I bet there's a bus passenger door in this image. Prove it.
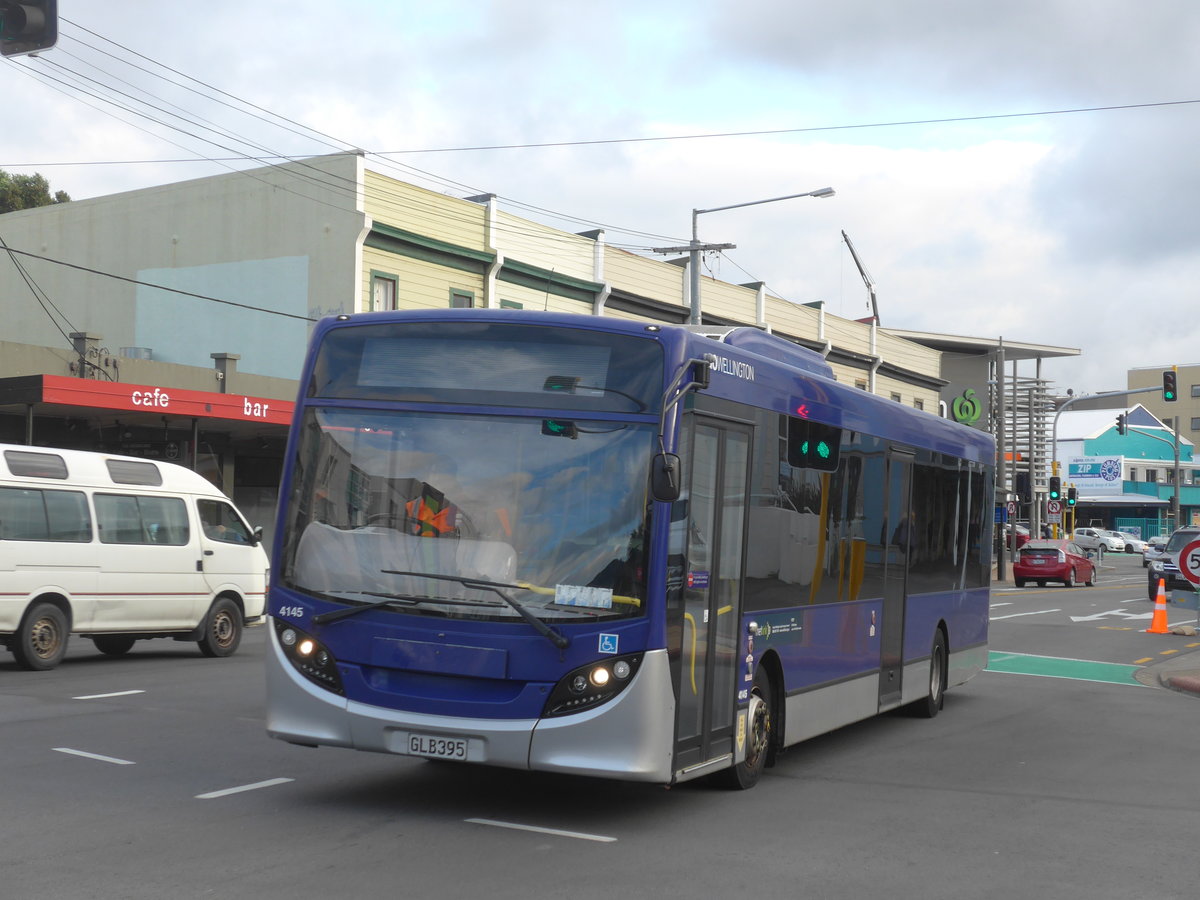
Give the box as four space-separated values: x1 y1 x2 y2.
671 420 750 776
879 450 913 710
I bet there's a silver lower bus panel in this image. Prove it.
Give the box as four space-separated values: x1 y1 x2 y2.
265 625 677 783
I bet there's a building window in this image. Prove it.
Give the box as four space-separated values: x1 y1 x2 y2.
500 299 523 309
890 392 902 403
1191 417 1200 431
1191 384 1200 398
913 399 924 411
1146 469 1158 483
855 380 867 391
371 273 397 311
449 289 474 309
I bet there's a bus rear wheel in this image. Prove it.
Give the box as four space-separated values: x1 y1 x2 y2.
198 597 242 658
909 630 946 719
14 602 69 671
719 668 773 790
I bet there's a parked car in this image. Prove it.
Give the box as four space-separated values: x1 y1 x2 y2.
1005 523 1030 551
1014 539 1098 588
1072 526 1125 553
1147 525 1200 600
1110 530 1146 554
1142 535 1168 568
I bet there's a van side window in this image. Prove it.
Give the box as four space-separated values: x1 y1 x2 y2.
95 494 189 545
3 450 69 479
0 487 92 542
198 498 252 544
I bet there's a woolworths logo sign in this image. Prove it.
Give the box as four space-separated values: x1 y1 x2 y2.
952 389 982 425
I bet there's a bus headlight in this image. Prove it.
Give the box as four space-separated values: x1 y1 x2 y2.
274 619 345 696
543 653 642 718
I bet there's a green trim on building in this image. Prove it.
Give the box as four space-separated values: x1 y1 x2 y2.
366 222 494 275
498 260 602 304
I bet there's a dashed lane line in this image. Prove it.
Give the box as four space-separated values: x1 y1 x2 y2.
54 747 136 765
195 778 295 799
466 818 617 843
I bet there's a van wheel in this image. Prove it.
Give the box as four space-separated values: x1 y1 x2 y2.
14 602 69 670
198 597 242 658
717 667 774 790
93 635 136 657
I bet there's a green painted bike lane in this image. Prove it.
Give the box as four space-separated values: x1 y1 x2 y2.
987 651 1143 686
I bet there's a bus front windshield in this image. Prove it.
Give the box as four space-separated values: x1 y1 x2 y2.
281 409 653 623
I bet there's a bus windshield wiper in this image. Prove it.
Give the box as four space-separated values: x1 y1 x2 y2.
310 591 501 625
383 569 570 650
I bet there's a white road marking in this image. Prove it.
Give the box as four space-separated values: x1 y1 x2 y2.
989 602 1013 609
466 818 617 843
73 690 146 700
53 747 135 765
195 777 294 799
1069 609 1152 622
990 608 1061 620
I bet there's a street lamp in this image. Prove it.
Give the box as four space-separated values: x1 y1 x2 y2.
653 187 836 325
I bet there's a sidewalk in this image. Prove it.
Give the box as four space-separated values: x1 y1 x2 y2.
1136 647 1200 697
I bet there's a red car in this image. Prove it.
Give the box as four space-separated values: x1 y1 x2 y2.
1013 539 1097 588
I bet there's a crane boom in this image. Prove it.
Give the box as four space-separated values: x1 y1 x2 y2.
841 230 879 325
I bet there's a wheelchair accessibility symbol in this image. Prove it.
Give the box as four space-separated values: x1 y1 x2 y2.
598 633 619 654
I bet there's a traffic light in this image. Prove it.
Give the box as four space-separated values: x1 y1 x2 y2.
1048 476 1061 501
1066 487 1077 507
1162 369 1178 402
0 1 57 57
1115 413 1127 435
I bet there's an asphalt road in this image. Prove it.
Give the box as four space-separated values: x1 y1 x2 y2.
3 557 1199 900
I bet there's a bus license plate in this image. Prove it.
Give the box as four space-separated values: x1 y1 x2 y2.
408 733 468 760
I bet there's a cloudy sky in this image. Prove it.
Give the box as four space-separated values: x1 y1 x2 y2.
3 0 1198 393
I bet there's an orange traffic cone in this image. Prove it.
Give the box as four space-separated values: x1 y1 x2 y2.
1146 578 1170 634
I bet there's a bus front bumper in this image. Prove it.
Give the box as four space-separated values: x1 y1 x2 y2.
265 626 676 783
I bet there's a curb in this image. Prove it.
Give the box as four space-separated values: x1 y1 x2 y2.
1164 674 1200 697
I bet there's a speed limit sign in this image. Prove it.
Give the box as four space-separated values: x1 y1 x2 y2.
1178 539 1200 586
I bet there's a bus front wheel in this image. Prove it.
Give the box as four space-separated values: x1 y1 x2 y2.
198 597 242 658
14 602 69 671
719 668 773 790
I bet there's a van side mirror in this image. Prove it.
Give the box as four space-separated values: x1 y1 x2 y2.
251 525 264 547
651 453 682 502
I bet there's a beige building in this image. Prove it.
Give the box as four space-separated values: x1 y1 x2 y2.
1 152 952 530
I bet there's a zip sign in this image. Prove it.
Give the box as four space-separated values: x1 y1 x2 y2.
1178 539 1200 586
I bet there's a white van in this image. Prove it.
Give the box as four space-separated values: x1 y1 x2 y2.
0 443 269 670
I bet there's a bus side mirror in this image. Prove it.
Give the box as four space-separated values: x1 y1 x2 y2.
690 359 711 390
651 453 681 502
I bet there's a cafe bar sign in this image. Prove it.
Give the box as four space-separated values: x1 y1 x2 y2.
36 375 294 425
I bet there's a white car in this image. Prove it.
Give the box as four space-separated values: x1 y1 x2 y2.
1072 527 1126 553
1111 531 1146 554
1143 535 1169 568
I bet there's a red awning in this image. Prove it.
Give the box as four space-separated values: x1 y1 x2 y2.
0 375 294 426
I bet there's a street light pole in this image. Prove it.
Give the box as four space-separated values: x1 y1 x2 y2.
653 187 835 325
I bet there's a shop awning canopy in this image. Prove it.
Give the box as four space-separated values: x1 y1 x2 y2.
1077 492 1169 507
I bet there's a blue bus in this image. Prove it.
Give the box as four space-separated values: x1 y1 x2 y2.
265 310 993 789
